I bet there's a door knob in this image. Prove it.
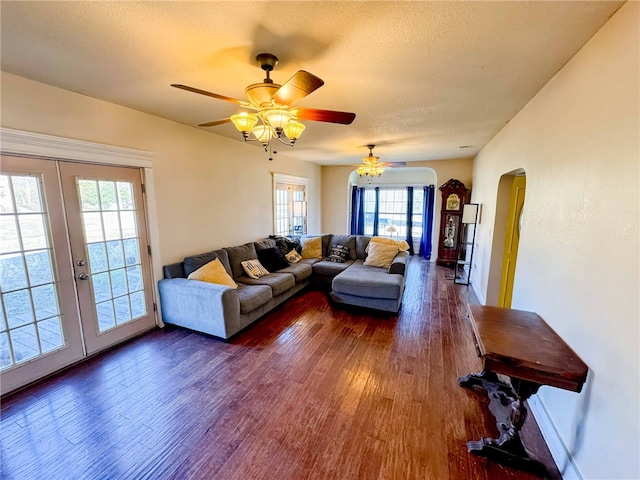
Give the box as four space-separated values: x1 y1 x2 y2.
77 273 90 280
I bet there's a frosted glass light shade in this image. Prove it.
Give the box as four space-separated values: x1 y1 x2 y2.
252 125 273 144
264 109 291 133
283 120 305 141
230 112 258 133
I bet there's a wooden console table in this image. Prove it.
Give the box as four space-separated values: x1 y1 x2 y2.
459 305 588 475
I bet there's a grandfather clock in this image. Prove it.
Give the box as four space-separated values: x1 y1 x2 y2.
437 179 469 267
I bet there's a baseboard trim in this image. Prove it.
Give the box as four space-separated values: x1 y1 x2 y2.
528 396 583 480
470 277 486 305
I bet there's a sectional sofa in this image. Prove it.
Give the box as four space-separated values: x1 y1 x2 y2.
158 234 409 340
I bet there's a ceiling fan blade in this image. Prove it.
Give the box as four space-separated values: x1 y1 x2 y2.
383 162 407 167
271 71 324 107
171 84 252 108
294 107 356 125
198 118 232 127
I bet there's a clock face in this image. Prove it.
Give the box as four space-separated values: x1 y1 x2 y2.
446 193 461 211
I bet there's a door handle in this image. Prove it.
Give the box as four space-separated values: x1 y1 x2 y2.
77 273 90 280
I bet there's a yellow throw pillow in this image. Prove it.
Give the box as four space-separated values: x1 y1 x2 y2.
396 240 411 252
301 236 322 259
367 236 410 252
363 241 399 269
187 258 238 288
370 236 397 246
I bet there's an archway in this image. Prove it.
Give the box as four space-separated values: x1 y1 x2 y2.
486 169 526 306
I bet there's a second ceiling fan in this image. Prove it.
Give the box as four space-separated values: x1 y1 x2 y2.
172 53 356 154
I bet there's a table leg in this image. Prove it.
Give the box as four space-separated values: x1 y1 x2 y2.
459 373 547 476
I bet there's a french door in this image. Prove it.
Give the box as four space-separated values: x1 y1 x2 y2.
1 156 155 395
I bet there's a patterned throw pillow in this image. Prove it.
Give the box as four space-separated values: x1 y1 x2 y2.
285 249 302 263
326 245 350 263
241 259 270 279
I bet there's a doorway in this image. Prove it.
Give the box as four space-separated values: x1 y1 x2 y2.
1 155 156 395
498 175 526 307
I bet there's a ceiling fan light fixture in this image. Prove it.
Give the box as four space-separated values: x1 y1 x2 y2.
230 112 258 138
358 144 385 177
173 53 355 160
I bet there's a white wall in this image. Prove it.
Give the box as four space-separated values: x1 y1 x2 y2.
471 3 639 478
0 72 322 272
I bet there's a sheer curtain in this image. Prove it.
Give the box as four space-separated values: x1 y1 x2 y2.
350 186 365 235
419 185 435 259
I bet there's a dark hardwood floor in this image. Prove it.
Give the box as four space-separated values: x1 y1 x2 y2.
1 257 561 480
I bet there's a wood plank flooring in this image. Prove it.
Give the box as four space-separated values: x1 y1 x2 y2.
0 257 561 480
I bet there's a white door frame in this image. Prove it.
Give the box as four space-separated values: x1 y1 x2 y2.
0 127 163 326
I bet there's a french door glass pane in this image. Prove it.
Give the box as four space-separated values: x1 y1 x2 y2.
77 179 147 333
0 174 65 371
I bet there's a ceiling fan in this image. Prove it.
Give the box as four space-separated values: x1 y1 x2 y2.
355 145 406 178
171 53 356 158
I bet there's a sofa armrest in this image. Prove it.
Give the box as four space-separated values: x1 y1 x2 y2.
158 278 240 338
389 251 410 275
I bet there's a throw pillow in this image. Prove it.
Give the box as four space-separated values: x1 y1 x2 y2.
285 249 302 263
366 236 411 253
326 245 350 263
396 240 411 252
369 236 397 247
300 236 322 259
241 259 270 279
363 241 399 269
257 247 290 272
187 258 238 288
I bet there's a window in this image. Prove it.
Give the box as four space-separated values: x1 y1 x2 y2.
362 187 425 247
272 173 308 236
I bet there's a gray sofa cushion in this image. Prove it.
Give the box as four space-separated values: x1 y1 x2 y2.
327 235 357 260
237 283 272 314
277 262 313 282
332 261 404 299
300 258 322 267
236 272 296 296
183 249 232 277
355 236 371 260
312 259 354 277
225 242 258 278
254 238 277 251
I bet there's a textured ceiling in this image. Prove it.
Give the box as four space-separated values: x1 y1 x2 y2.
0 1 623 166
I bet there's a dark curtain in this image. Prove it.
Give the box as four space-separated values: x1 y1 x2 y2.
405 186 414 255
349 186 365 235
373 187 380 236
419 185 435 259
